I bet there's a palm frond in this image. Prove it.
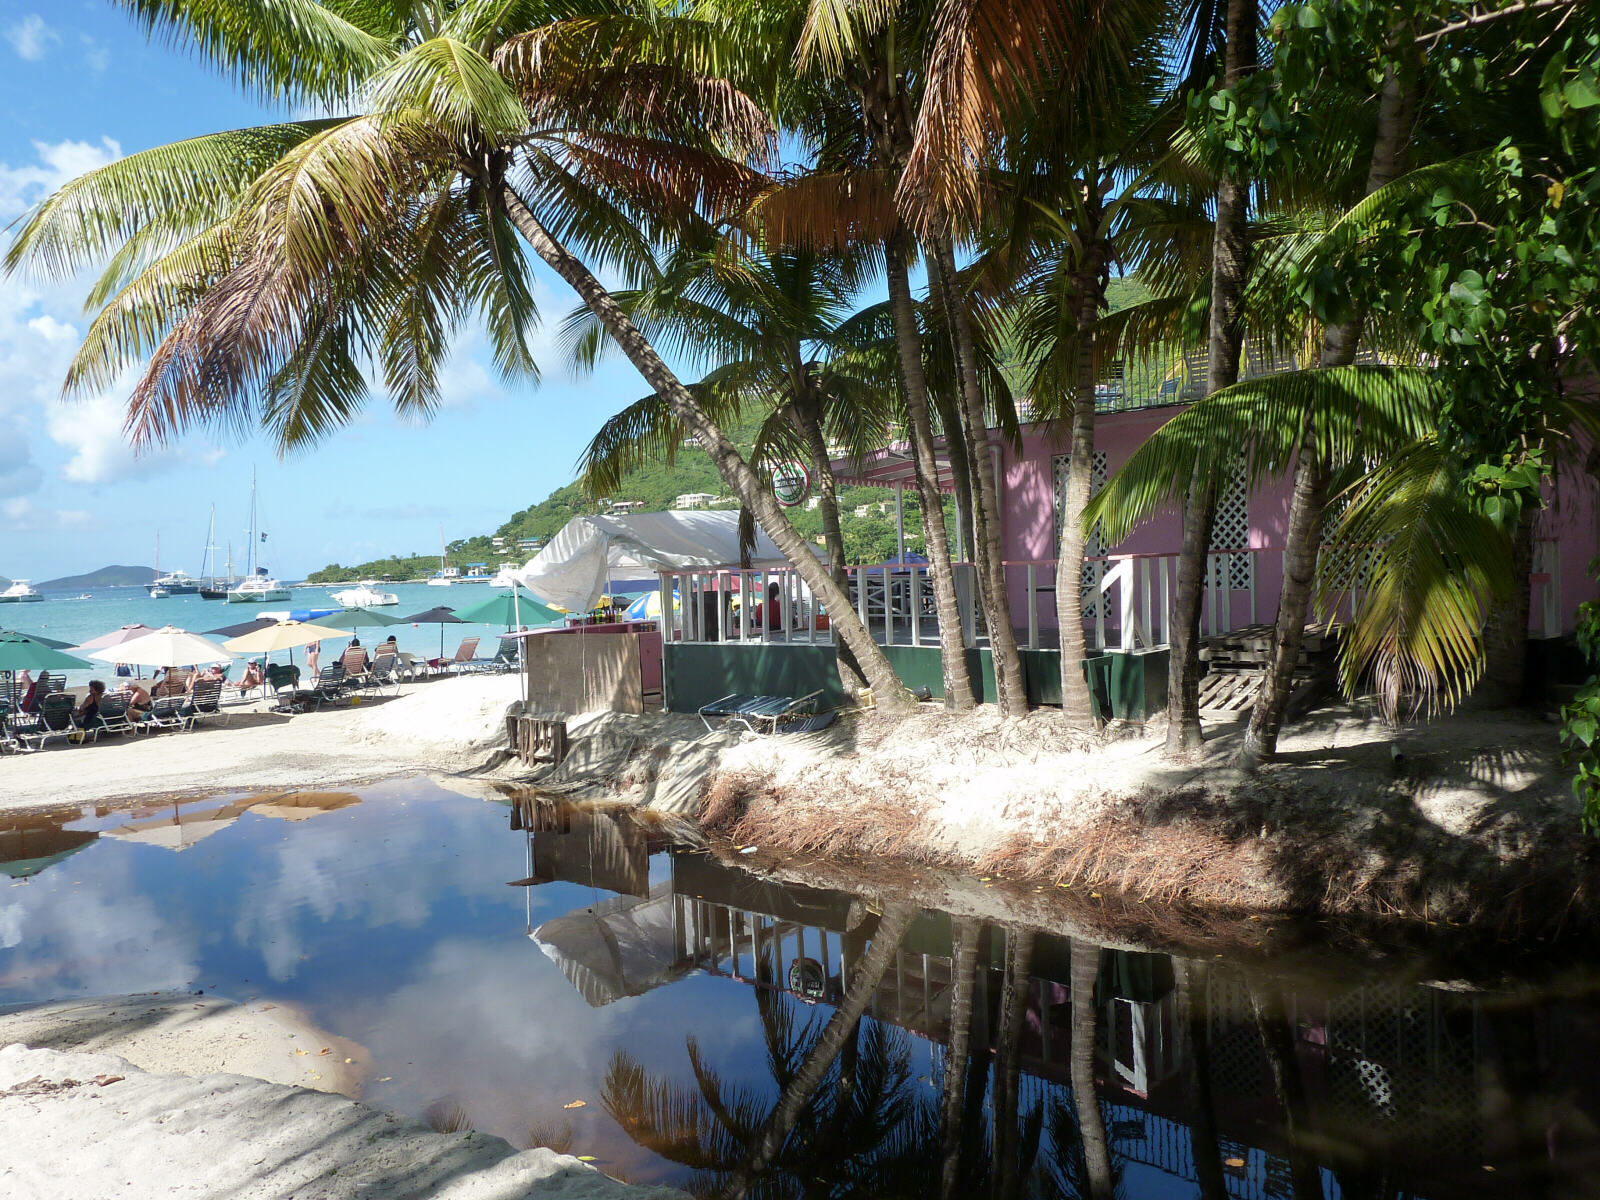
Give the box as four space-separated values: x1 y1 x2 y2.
369 36 527 147
1318 438 1514 718
1085 364 1446 543
111 0 395 107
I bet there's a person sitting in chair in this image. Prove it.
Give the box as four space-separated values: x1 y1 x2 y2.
237 659 265 693
759 581 784 630
121 681 153 721
75 680 106 730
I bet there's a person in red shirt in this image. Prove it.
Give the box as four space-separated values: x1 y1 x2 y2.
762 581 782 630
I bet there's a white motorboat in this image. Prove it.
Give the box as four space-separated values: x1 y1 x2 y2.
330 582 399 607
227 575 291 603
0 579 43 603
489 563 521 588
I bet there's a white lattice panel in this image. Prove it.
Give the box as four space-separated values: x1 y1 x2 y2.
1056 452 1108 617
1208 462 1253 591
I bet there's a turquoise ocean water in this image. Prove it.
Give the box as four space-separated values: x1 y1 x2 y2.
1 581 565 685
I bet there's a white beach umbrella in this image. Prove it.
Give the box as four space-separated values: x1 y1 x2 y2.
222 620 351 654
109 801 255 852
87 625 231 668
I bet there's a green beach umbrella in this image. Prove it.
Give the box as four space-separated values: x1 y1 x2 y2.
0 631 92 672
450 589 563 629
308 607 406 631
1 629 74 650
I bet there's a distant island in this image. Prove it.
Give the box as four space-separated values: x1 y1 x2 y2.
38 565 155 590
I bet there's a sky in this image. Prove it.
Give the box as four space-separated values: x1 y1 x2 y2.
0 1 670 582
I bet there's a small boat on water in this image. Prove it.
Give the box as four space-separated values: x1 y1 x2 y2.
460 563 493 584
490 562 522 588
0 580 43 603
329 582 399 607
152 569 200 596
74 593 92 601
427 527 456 585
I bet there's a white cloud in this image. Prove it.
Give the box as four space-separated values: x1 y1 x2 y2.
81 35 109 73
0 137 120 226
2 497 91 528
46 383 182 485
27 314 75 342
5 14 57 61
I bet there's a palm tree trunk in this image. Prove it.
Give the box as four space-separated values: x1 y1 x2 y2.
1238 61 1417 767
1069 938 1113 1200
992 927 1035 1200
792 387 869 695
927 237 1029 717
1168 0 1256 756
885 238 977 710
726 903 917 1197
939 917 982 1200
1174 960 1228 1200
1058 268 1104 731
1475 508 1535 706
1246 975 1322 1200
500 187 913 711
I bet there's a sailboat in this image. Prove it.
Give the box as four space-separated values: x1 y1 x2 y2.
226 472 290 603
148 534 168 598
198 507 228 599
427 527 458 586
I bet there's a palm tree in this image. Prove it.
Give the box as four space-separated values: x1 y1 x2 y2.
5 0 916 710
1068 937 1113 1200
568 232 899 686
1166 0 1260 755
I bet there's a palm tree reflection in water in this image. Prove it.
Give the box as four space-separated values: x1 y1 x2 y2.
602 917 1108 1200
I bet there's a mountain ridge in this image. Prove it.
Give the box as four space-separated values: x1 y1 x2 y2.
37 565 156 590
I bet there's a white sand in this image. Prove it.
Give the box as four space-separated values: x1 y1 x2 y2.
0 1042 685 1200
0 674 524 812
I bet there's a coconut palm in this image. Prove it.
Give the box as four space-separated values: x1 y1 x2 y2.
4 0 916 710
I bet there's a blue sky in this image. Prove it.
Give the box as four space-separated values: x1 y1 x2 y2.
0 1 670 581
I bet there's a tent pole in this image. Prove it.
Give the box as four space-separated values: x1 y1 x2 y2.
896 483 905 563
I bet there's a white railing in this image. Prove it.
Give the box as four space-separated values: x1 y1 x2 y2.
662 547 1269 652
1010 547 1265 652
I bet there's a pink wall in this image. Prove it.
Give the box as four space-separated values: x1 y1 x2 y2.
995 406 1599 639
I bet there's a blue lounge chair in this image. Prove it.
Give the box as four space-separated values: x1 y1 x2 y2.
699 689 826 735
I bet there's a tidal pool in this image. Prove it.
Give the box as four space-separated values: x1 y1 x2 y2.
3 776 1599 1198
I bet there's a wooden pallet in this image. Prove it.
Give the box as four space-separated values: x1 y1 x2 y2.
1197 671 1263 712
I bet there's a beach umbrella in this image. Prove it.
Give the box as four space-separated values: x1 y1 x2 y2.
204 616 278 639
87 625 231 668
623 591 679 622
71 623 157 653
400 605 464 659
223 620 351 654
0 631 91 673
451 589 563 629
108 800 255 852
1 629 74 650
0 822 98 880
306 607 405 630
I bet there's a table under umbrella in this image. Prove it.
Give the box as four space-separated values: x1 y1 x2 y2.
222 619 353 682
398 605 465 661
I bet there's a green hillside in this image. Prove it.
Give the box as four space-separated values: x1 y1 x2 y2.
306 419 935 584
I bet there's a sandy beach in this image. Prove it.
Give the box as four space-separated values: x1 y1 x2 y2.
0 674 526 808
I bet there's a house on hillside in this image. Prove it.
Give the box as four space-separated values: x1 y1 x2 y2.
675 492 719 510
645 348 1600 718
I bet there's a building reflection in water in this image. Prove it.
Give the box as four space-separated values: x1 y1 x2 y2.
510 794 1600 1200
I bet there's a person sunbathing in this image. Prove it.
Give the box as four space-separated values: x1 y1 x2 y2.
237 660 264 692
121 681 153 720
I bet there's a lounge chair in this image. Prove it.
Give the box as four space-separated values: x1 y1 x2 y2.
428 637 480 674
698 689 826 735
266 663 304 711
478 639 521 673
187 678 226 726
366 649 403 695
143 695 194 732
19 693 84 749
94 693 137 737
309 664 349 708
152 669 193 700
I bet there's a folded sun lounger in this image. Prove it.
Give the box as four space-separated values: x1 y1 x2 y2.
698 689 826 735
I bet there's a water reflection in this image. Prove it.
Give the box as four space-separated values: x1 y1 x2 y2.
516 796 1600 1199
4 783 1600 1197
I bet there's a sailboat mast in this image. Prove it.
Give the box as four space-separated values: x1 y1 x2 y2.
201 505 216 584
248 469 258 578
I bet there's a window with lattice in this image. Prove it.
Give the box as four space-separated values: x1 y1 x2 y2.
1054 451 1108 616
1207 461 1253 591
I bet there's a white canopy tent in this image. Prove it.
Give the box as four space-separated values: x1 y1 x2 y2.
511 510 815 613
